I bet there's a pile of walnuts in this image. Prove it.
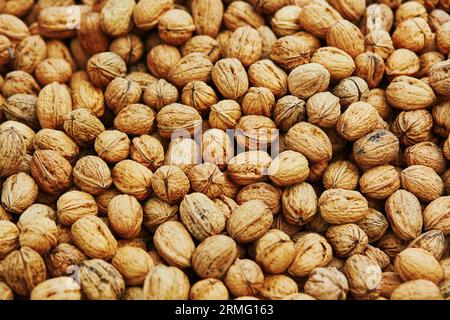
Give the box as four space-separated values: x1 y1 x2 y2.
0 0 449 301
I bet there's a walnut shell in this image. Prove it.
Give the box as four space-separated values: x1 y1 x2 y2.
386 76 436 110
356 208 389 243
87 52 127 88
318 189 368 225
391 279 442 300
79 259 125 300
30 277 81 300
352 129 399 167
104 77 142 114
0 221 19 259
37 82 72 130
108 194 142 239
273 95 305 132
304 267 349 300
201 129 233 170
408 230 445 260
64 109 105 147
288 233 332 277
33 129 79 163
211 58 248 100
73 156 112 195
112 160 153 201
359 165 400 199
151 165 190 204
31 150 73 195
192 234 237 279
385 190 423 240
401 165 444 202
44 243 87 278
298 3 343 39
344 254 382 300
241 87 275 117
404 142 447 175
189 278 229 300
208 100 242 130
395 248 443 284
56 191 98 227
1 172 38 214
114 103 155 136
285 122 332 163
311 47 355 81
153 221 194 269
77 12 109 55
227 151 272 186
100 0 135 37
111 247 153 286
130 134 164 171
13 35 47 74
2 247 47 296
288 63 330 99
326 223 368 258
248 59 288 98
143 265 190 300
34 58 72 86
322 160 359 191
94 130 130 164
224 259 264 297
429 60 450 96
327 19 364 58
71 215 117 260
423 196 450 235
305 92 341 129
133 0 174 31
156 103 202 139
253 229 295 274
71 79 105 118
167 53 213 87
282 182 317 225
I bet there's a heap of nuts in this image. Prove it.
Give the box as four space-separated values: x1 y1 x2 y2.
0 0 449 301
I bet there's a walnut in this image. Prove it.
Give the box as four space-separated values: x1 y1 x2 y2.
114 104 155 136
329 0 366 22
326 223 368 257
269 151 309 187
112 246 153 286
288 232 332 277
143 79 179 111
253 229 294 274
223 1 264 31
107 194 142 239
227 151 272 186
273 95 305 132
423 196 450 235
133 0 174 31
153 221 194 269
352 129 399 167
130 134 165 171
1 172 38 214
408 230 445 260
165 137 201 173
31 150 73 195
36 82 72 130
104 77 141 114
0 221 19 259
100 0 135 37
212 58 248 100
392 18 433 53
17 204 56 230
288 63 330 99
71 216 117 260
190 279 229 300
364 30 394 60
181 35 220 64
319 188 368 224
227 200 273 243
299 3 343 39
354 52 385 89
3 94 39 130
327 20 364 58
77 12 109 56
73 156 112 195
30 277 81 300
392 110 432 146
151 165 190 204
386 49 420 77
71 79 105 118
362 88 392 120
391 279 442 300
2 71 40 98
180 192 225 241
224 259 264 297
87 52 127 88
322 160 359 191
34 58 72 86
79 259 125 300
395 248 443 284
33 129 79 164
401 165 444 202
281 182 317 225
241 87 275 117
94 130 130 164
147 44 181 79
110 34 144 66
385 190 423 240
13 35 47 74
209 100 242 130
285 122 332 163
344 254 382 300
271 6 302 37
156 103 202 139
191 235 237 279
270 35 311 71
64 109 105 147
2 247 47 296
304 267 349 300
361 3 394 34
143 265 190 300
429 60 450 96
112 160 153 201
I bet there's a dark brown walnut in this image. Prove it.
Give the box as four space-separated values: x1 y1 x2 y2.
31 150 72 195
